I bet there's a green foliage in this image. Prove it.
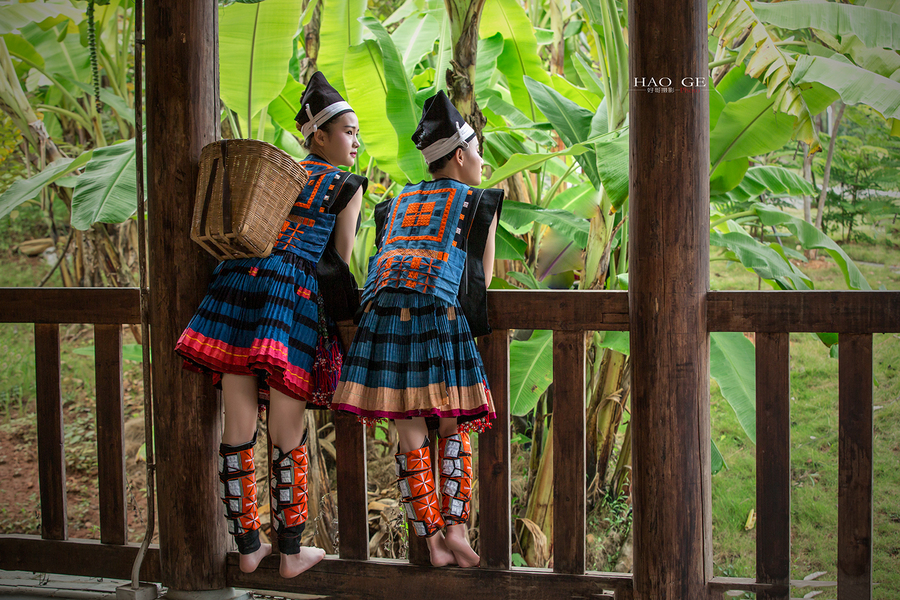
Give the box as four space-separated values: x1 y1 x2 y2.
71 140 139 230
509 330 553 416
218 0 303 131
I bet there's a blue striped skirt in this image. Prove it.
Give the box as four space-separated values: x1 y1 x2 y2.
332 290 494 432
175 250 341 406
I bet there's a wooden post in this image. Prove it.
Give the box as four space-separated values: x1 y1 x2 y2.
628 0 711 596
146 0 226 590
838 333 874 599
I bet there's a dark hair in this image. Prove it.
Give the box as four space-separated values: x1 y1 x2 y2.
298 113 343 150
427 146 463 174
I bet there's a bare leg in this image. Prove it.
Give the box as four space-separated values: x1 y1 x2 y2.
221 374 272 573
393 418 456 566
438 418 480 568
269 388 325 578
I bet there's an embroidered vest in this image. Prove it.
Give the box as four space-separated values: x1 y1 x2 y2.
272 159 344 263
361 179 476 305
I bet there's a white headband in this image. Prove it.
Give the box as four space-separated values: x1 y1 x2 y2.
421 120 475 164
299 101 352 138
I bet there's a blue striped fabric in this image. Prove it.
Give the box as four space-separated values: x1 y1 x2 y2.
175 251 339 404
333 290 494 431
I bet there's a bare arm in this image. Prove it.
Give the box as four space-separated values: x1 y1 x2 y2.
334 186 364 263
482 212 499 288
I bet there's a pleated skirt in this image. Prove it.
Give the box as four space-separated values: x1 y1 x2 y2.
332 290 494 432
174 251 341 406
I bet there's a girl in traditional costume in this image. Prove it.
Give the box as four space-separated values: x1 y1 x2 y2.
333 91 503 567
175 72 366 577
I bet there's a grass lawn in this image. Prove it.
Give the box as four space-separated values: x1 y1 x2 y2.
709 223 900 599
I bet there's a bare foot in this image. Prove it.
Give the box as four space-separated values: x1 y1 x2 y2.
239 542 272 573
279 546 326 578
425 531 457 567
444 523 479 567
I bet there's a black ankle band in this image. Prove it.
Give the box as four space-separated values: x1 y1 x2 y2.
234 528 261 555
220 431 258 453
277 523 305 554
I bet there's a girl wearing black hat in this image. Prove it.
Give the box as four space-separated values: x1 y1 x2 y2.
175 72 367 577
334 91 503 567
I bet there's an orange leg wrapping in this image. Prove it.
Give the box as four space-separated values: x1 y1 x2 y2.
395 440 444 537
270 435 309 554
439 432 472 524
219 435 262 554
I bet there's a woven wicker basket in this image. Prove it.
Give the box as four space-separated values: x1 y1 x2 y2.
191 139 308 260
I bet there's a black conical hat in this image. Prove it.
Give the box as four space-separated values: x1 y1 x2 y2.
295 72 353 138
413 91 475 164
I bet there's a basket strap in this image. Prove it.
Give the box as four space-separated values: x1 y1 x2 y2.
197 157 219 237
220 139 233 236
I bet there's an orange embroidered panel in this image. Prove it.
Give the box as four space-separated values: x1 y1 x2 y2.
386 188 456 244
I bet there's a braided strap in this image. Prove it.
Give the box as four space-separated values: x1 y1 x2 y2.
439 432 473 524
270 438 309 554
218 435 261 554
395 440 444 537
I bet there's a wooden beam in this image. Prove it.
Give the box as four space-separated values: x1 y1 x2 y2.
226 554 630 600
94 324 128 545
0 288 141 324
478 329 511 570
709 576 836 594
628 0 711 596
0 536 161 581
838 333 874 599
6 288 900 333
552 330 586 574
755 333 790 600
146 0 225 590
709 291 900 333
488 290 628 331
35 323 66 541
335 412 368 560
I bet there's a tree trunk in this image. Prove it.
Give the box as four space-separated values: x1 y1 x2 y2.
815 101 846 231
802 142 813 223
445 0 487 145
299 0 323 85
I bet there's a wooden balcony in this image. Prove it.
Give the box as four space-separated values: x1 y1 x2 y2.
1 286 896 599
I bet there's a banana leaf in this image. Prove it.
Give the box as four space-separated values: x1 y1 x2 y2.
474 33 504 96
711 226 814 290
791 55 900 121
509 330 554 416
753 203 871 290
751 1 900 52
481 144 588 188
594 133 629 209
219 0 302 128
495 226 527 261
20 22 89 96
710 158 750 196
0 1 82 35
709 89 795 170
550 74 600 112
267 75 305 134
316 0 366 96
524 76 599 187
71 139 140 230
480 0 552 120
343 40 406 184
716 165 815 203
0 151 93 221
501 200 589 249
391 11 441 77
710 332 756 444
360 17 427 183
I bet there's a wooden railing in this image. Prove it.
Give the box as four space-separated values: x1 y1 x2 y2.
0 288 160 581
1 287 897 600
